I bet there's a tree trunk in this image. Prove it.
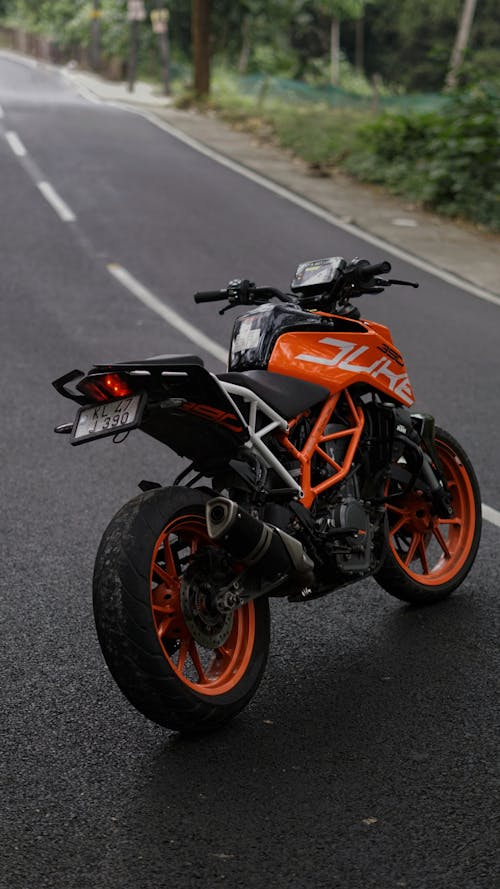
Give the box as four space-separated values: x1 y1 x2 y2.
330 17 340 86
238 14 251 76
446 0 478 90
355 17 364 74
192 0 211 98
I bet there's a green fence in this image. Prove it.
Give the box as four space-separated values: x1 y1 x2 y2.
236 73 447 113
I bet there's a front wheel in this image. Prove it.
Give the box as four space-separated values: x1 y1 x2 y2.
93 487 270 734
375 426 481 605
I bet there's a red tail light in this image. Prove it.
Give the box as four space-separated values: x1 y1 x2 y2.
77 373 134 402
100 374 134 398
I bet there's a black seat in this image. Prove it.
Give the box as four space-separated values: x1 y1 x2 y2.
113 354 204 367
218 370 329 418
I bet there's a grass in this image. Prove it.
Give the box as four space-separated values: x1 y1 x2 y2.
206 70 368 171
174 70 500 232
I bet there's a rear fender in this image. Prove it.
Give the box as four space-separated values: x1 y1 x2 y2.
52 358 250 471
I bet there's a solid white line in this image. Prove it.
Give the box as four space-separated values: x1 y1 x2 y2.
107 263 227 364
123 109 500 309
62 71 103 105
0 49 37 69
76 84 102 105
5 131 27 157
37 181 76 222
482 503 500 529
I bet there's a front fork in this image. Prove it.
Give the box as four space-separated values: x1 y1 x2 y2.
411 413 454 519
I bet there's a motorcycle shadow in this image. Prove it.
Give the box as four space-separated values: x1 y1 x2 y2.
163 582 480 758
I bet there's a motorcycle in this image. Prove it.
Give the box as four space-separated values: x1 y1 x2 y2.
53 256 482 734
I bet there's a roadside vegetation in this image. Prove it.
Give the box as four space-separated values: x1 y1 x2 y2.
1 0 499 231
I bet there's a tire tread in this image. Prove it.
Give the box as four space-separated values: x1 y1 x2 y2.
93 487 270 733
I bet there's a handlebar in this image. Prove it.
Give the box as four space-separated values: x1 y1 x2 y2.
194 289 228 303
192 259 418 315
354 260 392 282
194 280 291 313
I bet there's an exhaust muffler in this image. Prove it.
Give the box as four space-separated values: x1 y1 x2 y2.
206 496 315 598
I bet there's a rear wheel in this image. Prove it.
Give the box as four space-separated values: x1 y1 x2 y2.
375 427 481 605
93 487 270 733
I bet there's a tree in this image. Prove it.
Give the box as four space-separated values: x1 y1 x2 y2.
446 0 478 89
192 0 211 97
315 0 367 85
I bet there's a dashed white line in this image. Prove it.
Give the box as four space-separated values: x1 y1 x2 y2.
5 130 27 157
37 181 76 222
482 503 500 530
107 263 227 364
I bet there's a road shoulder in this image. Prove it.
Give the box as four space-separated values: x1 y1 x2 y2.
65 67 500 298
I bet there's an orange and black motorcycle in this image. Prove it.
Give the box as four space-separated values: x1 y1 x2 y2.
53 256 481 733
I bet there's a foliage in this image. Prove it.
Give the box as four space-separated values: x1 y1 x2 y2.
2 0 500 91
346 84 500 229
314 0 366 20
361 0 500 91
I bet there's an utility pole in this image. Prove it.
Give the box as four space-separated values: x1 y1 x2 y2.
90 0 101 72
446 0 478 90
192 0 211 98
127 0 146 93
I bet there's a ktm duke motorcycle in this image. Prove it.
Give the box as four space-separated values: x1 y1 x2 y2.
53 256 481 734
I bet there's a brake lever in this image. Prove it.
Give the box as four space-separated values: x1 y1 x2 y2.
218 278 257 314
387 278 419 288
219 302 237 315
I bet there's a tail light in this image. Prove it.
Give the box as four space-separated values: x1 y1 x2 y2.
77 372 135 402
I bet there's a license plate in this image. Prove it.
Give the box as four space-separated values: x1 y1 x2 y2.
71 394 146 445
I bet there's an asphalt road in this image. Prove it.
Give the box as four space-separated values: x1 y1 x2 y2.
1 53 498 889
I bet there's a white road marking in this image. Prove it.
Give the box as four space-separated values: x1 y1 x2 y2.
71 79 103 105
37 181 76 222
107 263 227 365
5 131 27 157
0 104 4 119
482 503 500 529
0 49 37 69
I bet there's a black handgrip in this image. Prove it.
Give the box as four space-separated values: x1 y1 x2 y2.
357 260 392 281
194 289 227 303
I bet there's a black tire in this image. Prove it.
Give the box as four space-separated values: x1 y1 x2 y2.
374 426 481 605
93 487 270 734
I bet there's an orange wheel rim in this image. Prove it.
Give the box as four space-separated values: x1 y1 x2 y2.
149 514 256 695
386 438 476 586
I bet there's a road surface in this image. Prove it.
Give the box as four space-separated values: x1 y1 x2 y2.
1 52 498 889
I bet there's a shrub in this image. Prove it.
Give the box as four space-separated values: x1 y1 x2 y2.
347 84 500 229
